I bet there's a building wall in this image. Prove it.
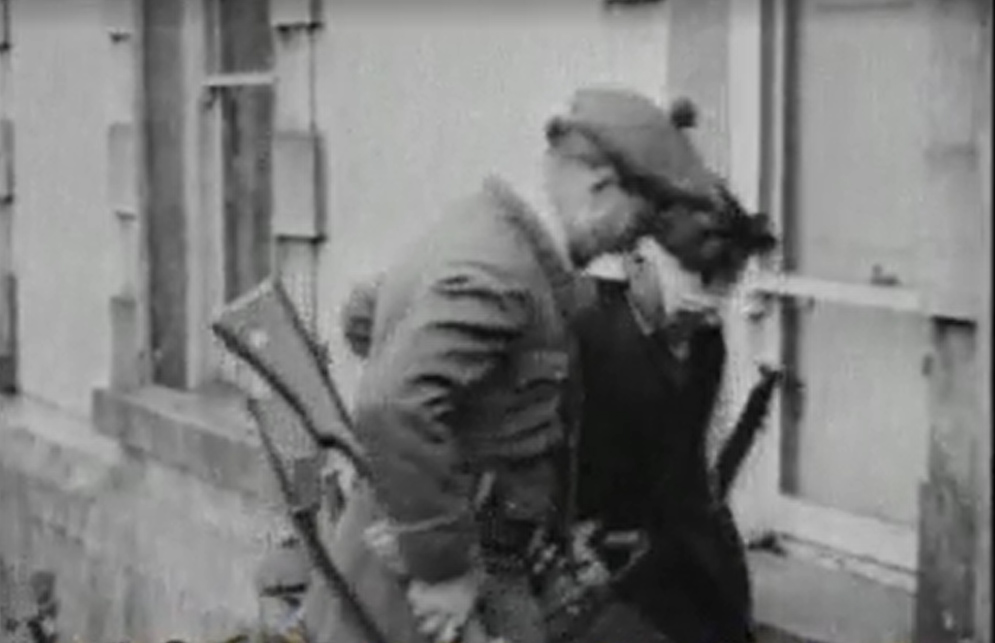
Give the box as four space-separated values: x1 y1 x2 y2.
2 4 680 641
10 0 115 416
312 2 674 398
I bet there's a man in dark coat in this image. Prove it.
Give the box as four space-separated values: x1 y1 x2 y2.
572 119 776 641
300 87 727 643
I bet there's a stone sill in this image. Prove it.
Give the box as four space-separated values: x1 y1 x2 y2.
751 549 915 643
92 385 278 502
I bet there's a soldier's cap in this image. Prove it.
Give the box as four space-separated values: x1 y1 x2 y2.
546 87 777 282
545 87 721 213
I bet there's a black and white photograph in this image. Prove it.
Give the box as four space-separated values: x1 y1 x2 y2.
0 1 990 642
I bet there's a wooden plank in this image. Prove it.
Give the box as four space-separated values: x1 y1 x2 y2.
272 129 322 240
747 272 924 314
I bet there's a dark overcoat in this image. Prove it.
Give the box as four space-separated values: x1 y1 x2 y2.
573 278 753 643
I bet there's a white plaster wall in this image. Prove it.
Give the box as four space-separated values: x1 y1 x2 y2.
10 0 114 416
313 2 673 397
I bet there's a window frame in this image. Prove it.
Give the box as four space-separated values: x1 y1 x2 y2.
184 0 276 388
726 0 933 585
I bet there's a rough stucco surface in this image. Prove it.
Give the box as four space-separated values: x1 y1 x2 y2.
11 0 116 417
0 396 285 643
312 5 673 404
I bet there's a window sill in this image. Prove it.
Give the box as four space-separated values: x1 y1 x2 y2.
92 384 277 502
751 548 915 643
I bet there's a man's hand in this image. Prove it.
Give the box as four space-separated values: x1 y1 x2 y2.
407 569 484 643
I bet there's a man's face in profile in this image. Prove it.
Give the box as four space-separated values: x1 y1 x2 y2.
542 131 650 266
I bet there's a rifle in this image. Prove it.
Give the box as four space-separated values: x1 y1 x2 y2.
212 278 500 643
211 278 388 643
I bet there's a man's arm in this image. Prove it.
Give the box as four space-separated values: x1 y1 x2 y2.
353 262 530 583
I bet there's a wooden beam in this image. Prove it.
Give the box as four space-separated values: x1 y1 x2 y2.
747 272 924 315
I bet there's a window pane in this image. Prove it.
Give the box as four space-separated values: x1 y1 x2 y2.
778 0 933 527
216 0 273 73
784 0 929 288
780 301 929 526
221 86 273 301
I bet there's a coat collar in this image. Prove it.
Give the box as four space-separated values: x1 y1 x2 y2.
481 177 588 322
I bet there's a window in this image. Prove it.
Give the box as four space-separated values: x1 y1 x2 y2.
199 0 275 386
729 0 975 580
209 0 274 303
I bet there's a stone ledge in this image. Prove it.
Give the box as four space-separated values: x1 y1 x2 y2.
751 550 915 643
93 385 278 502
0 393 287 642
